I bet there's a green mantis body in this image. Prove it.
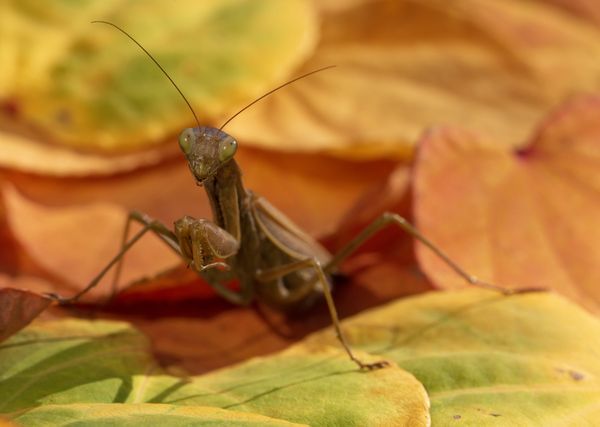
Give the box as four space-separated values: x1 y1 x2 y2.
52 22 516 371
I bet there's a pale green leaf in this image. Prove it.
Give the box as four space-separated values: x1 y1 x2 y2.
0 318 429 426
12 404 306 427
303 289 600 426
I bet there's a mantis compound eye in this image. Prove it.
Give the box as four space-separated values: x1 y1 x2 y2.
218 135 238 162
178 128 195 154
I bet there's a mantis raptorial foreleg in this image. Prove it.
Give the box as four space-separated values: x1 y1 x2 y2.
325 212 517 294
256 258 389 370
50 211 251 306
173 215 253 305
174 216 239 271
117 213 251 305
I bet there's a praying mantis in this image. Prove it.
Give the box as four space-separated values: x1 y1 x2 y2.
49 21 516 370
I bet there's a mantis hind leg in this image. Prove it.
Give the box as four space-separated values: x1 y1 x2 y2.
256 259 389 371
325 212 532 294
47 211 182 304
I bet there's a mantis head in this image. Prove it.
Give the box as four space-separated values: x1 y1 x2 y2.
178 127 238 183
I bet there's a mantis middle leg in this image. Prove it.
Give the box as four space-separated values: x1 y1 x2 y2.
256 258 389 370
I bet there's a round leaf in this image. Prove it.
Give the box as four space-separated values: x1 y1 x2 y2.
2 0 317 151
304 289 600 425
0 318 430 426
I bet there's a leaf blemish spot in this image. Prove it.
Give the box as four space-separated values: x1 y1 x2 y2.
569 370 585 381
55 109 72 126
556 367 586 381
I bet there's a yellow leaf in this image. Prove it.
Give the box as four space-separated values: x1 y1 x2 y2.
303 289 600 425
228 0 600 158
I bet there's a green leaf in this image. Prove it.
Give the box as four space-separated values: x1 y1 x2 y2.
13 404 306 427
189 347 429 426
0 319 429 426
303 289 600 425
2 0 317 150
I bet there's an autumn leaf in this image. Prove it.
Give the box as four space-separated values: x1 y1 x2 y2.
228 0 600 158
0 319 429 426
304 288 600 425
0 3 598 424
0 418 18 427
5 288 600 425
320 163 434 315
1 164 426 372
0 286 51 342
1 0 317 151
530 0 600 26
0 145 396 239
413 95 600 313
0 129 176 176
111 260 431 374
2 184 180 301
1 146 396 301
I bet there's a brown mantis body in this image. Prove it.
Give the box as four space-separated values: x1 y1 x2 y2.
50 22 515 370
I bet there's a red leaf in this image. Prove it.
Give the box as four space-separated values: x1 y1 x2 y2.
0 287 52 342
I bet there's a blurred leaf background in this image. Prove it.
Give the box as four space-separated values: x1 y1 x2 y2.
1 0 599 381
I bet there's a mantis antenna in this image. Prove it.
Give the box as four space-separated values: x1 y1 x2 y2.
91 20 202 129
91 21 334 134
219 65 336 130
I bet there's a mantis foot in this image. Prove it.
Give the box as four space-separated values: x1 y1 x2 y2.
43 292 77 305
357 359 390 371
501 286 547 295
467 276 546 296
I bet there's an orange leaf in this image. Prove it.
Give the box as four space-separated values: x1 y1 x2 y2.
533 0 600 26
321 163 433 312
2 145 395 302
237 147 395 236
414 95 600 312
2 185 180 301
0 129 177 176
228 0 600 158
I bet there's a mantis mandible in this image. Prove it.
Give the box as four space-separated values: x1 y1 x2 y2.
49 21 515 370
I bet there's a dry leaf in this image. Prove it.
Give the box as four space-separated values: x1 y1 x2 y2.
228 0 600 158
2 146 394 240
0 286 51 342
414 95 600 312
237 148 396 236
529 0 600 26
1 0 317 151
2 185 180 300
108 162 428 373
0 130 176 176
110 263 430 373
322 163 434 304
